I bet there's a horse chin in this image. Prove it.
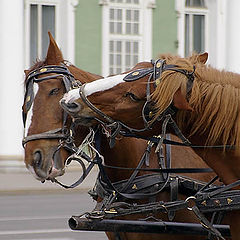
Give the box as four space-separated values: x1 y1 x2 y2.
73 116 97 127
27 165 47 182
48 165 65 179
48 150 66 179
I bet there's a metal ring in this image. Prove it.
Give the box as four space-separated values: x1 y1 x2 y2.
185 196 196 211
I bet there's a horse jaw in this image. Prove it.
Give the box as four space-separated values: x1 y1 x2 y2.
173 88 193 111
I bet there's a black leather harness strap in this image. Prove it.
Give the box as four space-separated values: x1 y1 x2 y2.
169 177 179 221
22 128 68 146
22 64 97 189
77 59 196 139
22 64 81 147
79 84 115 124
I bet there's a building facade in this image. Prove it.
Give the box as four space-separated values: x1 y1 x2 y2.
0 0 240 166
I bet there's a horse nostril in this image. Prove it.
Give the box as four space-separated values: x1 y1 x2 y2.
67 102 79 109
60 99 81 113
33 150 42 168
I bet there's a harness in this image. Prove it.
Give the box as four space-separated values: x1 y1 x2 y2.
23 62 240 239
74 60 240 239
22 64 80 147
77 59 195 148
22 64 95 187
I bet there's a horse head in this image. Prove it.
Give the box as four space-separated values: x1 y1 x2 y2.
60 53 208 131
60 62 154 130
23 32 100 182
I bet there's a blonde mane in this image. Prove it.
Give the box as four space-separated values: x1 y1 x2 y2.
152 54 240 147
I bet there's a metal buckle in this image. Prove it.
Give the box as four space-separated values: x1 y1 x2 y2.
185 196 196 211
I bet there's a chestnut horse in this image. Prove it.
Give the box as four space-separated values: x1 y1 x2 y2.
23 34 219 239
61 53 240 238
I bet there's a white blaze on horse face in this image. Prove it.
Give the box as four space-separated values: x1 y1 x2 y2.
63 73 128 104
62 88 80 104
25 84 39 136
84 73 128 96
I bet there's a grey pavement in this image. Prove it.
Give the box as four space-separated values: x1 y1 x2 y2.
0 160 98 194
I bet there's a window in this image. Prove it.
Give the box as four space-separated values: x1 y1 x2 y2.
109 40 139 74
29 4 56 65
108 1 141 75
175 0 208 57
184 0 207 56
101 0 153 76
25 0 77 68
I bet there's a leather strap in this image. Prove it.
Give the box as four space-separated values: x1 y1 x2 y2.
168 177 179 221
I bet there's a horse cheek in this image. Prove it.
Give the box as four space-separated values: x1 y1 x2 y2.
173 89 193 111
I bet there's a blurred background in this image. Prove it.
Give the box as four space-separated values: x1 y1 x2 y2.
0 0 239 239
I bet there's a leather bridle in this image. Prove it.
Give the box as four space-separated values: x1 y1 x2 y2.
22 64 81 148
22 63 100 188
77 59 196 146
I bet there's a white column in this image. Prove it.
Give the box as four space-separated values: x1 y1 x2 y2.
210 0 227 70
225 0 240 73
175 0 185 57
58 0 78 64
142 0 154 61
0 0 24 159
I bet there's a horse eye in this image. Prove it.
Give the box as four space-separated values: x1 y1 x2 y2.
49 88 60 96
125 92 140 102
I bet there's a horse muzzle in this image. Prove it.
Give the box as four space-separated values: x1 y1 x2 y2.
60 99 95 126
27 147 65 182
60 99 82 116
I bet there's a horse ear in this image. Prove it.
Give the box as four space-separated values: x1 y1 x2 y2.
172 88 193 111
45 31 64 65
24 70 29 76
198 52 208 64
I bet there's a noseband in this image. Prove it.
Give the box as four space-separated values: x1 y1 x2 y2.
22 64 81 148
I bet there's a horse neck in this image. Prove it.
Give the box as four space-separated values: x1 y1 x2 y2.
99 135 148 182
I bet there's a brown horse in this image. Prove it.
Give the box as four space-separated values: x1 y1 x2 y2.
23 33 101 181
60 53 240 238
23 34 220 240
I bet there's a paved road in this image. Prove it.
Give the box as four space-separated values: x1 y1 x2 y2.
0 191 107 240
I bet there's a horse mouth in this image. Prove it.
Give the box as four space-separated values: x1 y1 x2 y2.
47 148 65 179
47 165 65 180
29 147 65 181
73 116 96 127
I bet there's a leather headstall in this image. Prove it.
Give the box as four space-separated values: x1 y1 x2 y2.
77 59 196 149
22 64 81 147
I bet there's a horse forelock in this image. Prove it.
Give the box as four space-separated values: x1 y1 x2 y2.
153 54 240 147
151 56 193 118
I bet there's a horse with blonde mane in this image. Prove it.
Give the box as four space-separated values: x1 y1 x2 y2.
60 52 240 238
